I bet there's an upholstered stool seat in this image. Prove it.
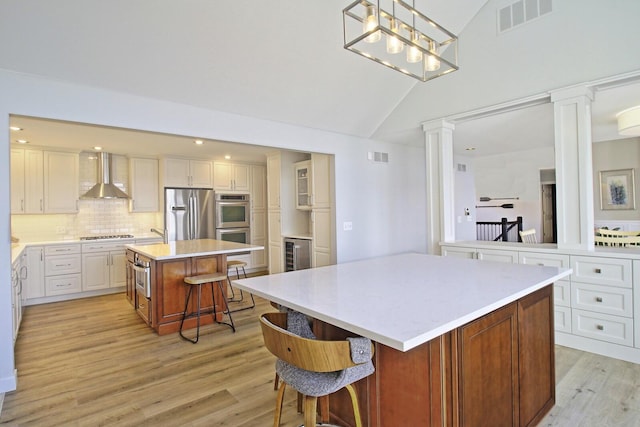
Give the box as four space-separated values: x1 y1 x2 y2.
226 260 255 311
179 272 235 343
260 311 375 427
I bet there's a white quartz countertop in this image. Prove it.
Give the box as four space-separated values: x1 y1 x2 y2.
233 253 571 352
126 239 264 261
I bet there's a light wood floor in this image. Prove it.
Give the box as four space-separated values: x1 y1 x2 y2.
2 293 640 426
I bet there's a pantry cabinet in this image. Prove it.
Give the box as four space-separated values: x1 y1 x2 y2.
129 157 159 212
213 162 250 191
163 158 212 188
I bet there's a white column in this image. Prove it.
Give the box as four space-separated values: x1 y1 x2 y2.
551 86 595 250
422 119 455 255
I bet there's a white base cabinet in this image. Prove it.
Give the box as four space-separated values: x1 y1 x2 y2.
441 241 640 364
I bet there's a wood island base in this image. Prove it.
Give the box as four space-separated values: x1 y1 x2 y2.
316 285 555 427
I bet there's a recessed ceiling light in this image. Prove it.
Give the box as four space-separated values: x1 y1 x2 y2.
16 139 28 144
224 155 231 160
194 140 204 145
94 146 102 151
10 126 22 131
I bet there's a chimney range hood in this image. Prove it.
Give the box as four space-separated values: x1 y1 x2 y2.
81 152 129 199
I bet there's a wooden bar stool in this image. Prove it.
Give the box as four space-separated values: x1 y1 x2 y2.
179 272 235 343
226 260 255 311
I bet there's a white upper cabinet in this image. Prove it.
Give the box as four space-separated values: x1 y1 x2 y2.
129 157 159 212
251 165 267 210
294 154 332 210
163 158 212 188
43 151 79 214
11 148 44 214
213 162 250 191
267 153 281 210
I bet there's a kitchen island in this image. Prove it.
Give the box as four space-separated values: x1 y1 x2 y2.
233 253 571 426
126 239 263 335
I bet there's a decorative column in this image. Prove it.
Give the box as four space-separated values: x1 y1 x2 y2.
551 86 595 250
422 119 455 255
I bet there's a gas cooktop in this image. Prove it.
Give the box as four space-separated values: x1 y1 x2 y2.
79 234 135 241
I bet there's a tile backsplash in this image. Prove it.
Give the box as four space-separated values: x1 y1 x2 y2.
11 199 162 242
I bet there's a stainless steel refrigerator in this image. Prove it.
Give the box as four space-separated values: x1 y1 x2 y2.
165 188 215 241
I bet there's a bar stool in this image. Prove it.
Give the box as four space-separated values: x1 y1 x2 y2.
226 260 255 311
179 272 235 343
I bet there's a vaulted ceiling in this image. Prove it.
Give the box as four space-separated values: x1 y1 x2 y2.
1 1 638 159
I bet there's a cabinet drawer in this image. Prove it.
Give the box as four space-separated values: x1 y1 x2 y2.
570 256 632 288
571 283 633 317
45 274 81 296
45 244 80 255
45 254 81 276
82 241 132 253
572 309 633 347
519 252 570 268
136 289 151 325
554 306 571 333
554 280 571 307
476 249 517 263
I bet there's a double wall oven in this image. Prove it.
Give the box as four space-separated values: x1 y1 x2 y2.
215 193 250 246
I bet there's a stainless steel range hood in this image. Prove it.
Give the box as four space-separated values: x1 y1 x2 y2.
81 152 129 199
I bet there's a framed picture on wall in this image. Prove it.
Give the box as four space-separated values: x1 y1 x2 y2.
600 168 636 210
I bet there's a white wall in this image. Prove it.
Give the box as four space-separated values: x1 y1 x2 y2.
453 154 477 240
0 69 427 392
375 0 640 140
472 146 555 237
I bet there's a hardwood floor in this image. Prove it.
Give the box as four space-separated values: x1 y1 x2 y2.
2 293 640 426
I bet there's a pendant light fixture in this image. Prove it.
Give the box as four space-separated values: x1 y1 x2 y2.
343 0 458 82
617 105 640 136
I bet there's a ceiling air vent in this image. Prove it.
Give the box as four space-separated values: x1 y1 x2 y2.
498 0 552 34
368 151 389 163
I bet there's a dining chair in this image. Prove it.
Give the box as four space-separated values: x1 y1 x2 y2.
519 228 537 243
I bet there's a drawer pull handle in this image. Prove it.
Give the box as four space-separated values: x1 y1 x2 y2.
595 297 603 303
596 324 604 331
537 263 544 266
594 268 602 274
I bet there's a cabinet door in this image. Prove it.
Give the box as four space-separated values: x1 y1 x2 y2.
164 158 190 187
233 164 250 191
251 165 267 210
268 211 282 246
458 302 519 427
24 149 44 213
251 237 267 268
110 251 127 287
213 162 232 190
295 161 311 210
10 148 25 213
43 151 78 213
312 209 332 267
267 154 281 209
311 154 331 209
82 252 110 291
189 160 213 188
25 246 45 300
129 157 158 212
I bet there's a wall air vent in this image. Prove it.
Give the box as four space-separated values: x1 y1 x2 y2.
498 0 552 34
368 151 389 163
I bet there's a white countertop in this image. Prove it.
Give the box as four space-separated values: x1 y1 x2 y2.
126 239 264 261
233 253 571 352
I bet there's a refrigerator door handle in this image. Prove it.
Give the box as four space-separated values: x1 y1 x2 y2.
190 195 198 240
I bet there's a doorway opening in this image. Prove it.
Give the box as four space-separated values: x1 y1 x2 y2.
540 169 557 243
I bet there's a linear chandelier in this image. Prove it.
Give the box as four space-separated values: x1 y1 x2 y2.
343 0 459 82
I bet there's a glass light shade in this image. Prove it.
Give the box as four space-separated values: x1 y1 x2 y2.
617 106 640 136
425 40 441 71
406 31 423 63
386 19 404 54
363 5 381 43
